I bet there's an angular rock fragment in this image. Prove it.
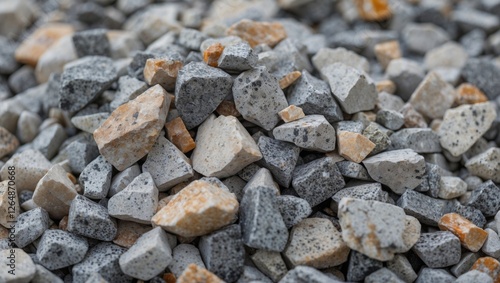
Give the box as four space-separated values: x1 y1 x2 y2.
438 213 488 252
177 264 224 283
165 117 196 153
0 126 18 158
203 42 224 67
465 148 500 183
376 109 404 131
482 229 500 258
402 23 450 54
13 207 50 248
462 58 500 100
331 183 388 212
456 270 493 283
278 105 305 122
336 160 372 181
0 249 36 283
72 29 111 58
416 268 455 283
32 264 64 283
257 136 300 187
243 167 280 196
32 124 66 159
251 250 288 282
438 176 467 199
409 72 456 120
337 131 376 163
389 128 441 153
412 231 461 268
424 42 468 71
67 195 117 241
168 244 206 278
346 250 383 282
470 257 500 283
217 42 257 72
110 75 148 111
374 40 402 69
455 83 488 106
37 229 88 270
386 254 417 283
386 58 425 101
143 55 183 91
79 155 113 200
397 190 448 226
276 195 312 229
312 47 370 73
71 112 110 134
466 181 500 217
226 19 287 48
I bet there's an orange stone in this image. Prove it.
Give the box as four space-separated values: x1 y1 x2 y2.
337 131 376 163
143 58 183 91
216 100 241 117
279 71 301 89
165 117 196 153
455 83 488 106
203 43 224 67
374 40 401 69
278 105 305 123
177 264 224 283
15 23 74 67
376 80 396 94
163 273 177 283
59 216 69 231
112 220 153 248
355 0 392 21
471 257 500 283
438 213 488 252
226 19 287 48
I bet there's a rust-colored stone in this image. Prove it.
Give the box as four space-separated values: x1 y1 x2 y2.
143 58 183 91
355 0 392 21
226 19 287 48
278 105 305 123
216 100 241 117
374 40 401 69
337 131 376 163
279 71 301 89
471 257 500 283
112 220 152 248
163 273 177 283
455 83 488 106
15 23 74 67
376 80 396 94
177 264 224 283
165 117 196 153
203 43 224 67
438 213 488 252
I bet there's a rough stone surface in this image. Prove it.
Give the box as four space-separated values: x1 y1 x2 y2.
257 136 300 187
71 112 110 134
438 213 488 252
455 270 493 283
337 131 376 163
143 55 183 91
462 58 500 100
365 268 405 283
438 176 467 200
110 75 148 111
37 229 89 270
409 71 456 120
402 23 450 54
79 155 113 200
67 195 117 241
390 128 441 153
386 58 425 101
415 268 455 283
72 29 111 58
165 117 196 153
1 149 51 191
482 228 500 258
346 250 383 282
312 47 370 73
218 42 257 72
278 105 305 122
386 254 417 283
226 19 287 48
465 148 500 183
279 266 338 283
0 248 36 283
13 207 50 248
168 244 206 278
376 109 404 131
412 231 461 268
32 124 66 159
470 257 500 283
177 263 224 283
251 250 288 282
277 195 312 229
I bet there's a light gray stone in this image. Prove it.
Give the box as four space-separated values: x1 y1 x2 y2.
71 113 110 134
37 229 89 270
402 23 450 54
386 254 417 283
108 164 140 197
365 268 405 283
438 176 467 199
32 124 67 159
168 244 205 278
312 47 369 73
409 71 456 120
376 109 404 131
17 111 41 143
390 128 441 153
455 270 493 283
412 231 461 268
0 248 36 283
251 250 288 282
424 42 468 70
13 207 50 248
218 42 258 72
386 58 425 101
257 136 300 188
465 148 500 183
80 155 113 200
32 264 64 283
67 195 117 241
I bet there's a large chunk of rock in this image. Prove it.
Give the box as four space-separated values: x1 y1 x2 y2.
465 148 500 183
67 195 117 241
312 47 370 73
37 229 89 270
192 115 262 178
94 84 170 171
409 71 456 120
257 136 300 187
0 149 51 192
0 248 36 283
412 231 461 268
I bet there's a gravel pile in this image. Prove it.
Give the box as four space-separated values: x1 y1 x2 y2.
0 0 500 282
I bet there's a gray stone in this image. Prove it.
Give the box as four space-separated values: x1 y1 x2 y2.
386 254 417 283
168 244 205 278
331 183 389 212
402 23 450 54
175 62 233 129
110 76 148 111
257 136 300 187
346 250 383 282
276 195 312 229
32 264 64 283
240 185 288 252
460 29 486 57
363 122 391 155
415 268 455 283
71 113 110 134
481 228 500 258
312 47 370 73
424 42 468 70
377 92 405 112
412 231 461 268
0 36 18 74
251 250 288 282
336 160 372 181
142 135 193 191
0 248 36 283
119 227 173 281
32 124 67 159
272 115 336 152
37 229 89 270
286 70 343 123
67 195 117 241
178 28 207 50
13 207 50 248
462 58 500 100
238 163 262 182
446 200 487 228
72 242 131 283
237 266 272 283
464 180 500 216
8 65 37 94
321 62 377 115
56 139 99 174
390 128 441 153
127 51 155 81
80 155 113 200
386 58 425 101
233 66 288 131
418 163 441 196
218 42 257 72
73 29 111 58
455 270 493 283
363 149 426 194
59 56 117 112
335 121 365 133
465 148 500 183
451 252 481 277
452 9 499 33
199 224 245 282
279 266 339 283
292 157 345 207
365 268 405 283
108 172 158 224
438 176 467 199
397 190 448 226
376 109 404 131
222 176 247 202
108 164 140 197
409 71 456 120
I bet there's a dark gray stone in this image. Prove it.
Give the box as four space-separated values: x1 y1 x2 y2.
13 207 50 248
0 36 18 75
376 109 404 131
276 195 312 229
336 160 372 181
8 65 37 94
415 268 455 283
32 124 67 159
178 28 207 50
127 51 156 81
386 58 425 101
79 155 113 200
412 231 461 268
465 180 500 217
346 251 383 282
67 195 117 241
168 244 205 278
218 42 257 73
365 268 405 283
390 128 441 153
460 29 485 57
397 190 448 226
257 136 300 188
110 75 148 110
222 176 247 202
445 200 487 228
72 29 111 57
418 163 441 196
56 139 99 174
462 58 500 100
363 122 391 155
37 229 89 270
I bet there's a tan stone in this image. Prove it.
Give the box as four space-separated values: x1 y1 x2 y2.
216 100 241 117
337 131 376 163
0 126 19 159
0 180 19 229
15 23 74 67
113 220 153 248
376 80 396 94
438 212 488 252
32 164 78 220
94 85 170 171
226 19 287 48
151 178 239 237
192 115 262 178
35 35 77 83
165 117 196 153
455 83 488 106
278 105 305 123
59 216 68 231
409 71 456 120
374 40 401 69
471 257 500 283
177 264 224 283
279 71 301 89
0 225 8 239
143 57 183 91
163 273 177 283
355 0 392 21
203 43 224 67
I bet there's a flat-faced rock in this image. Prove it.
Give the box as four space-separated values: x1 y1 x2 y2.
424 42 468 71
374 40 402 69
79 155 113 200
346 250 383 282
177 264 224 283
110 75 148 111
390 128 441 153
482 228 500 258
13 207 50 248
455 83 488 106
143 55 183 92
31 124 66 159
402 23 450 54
312 47 370 73
257 136 300 188
32 264 64 283
165 117 196 153
152 178 238 237
67 195 117 241
71 112 110 134
456 270 493 283
94 84 170 171
168 244 206 278
438 176 467 199
277 195 312 229
0 149 51 192
376 109 404 131
0 126 18 158
470 257 500 283
37 229 89 270
415 268 455 283
409 71 456 120
192 115 262 179
331 183 388 212
72 28 111 58
362 122 391 155
217 41 257 72
365 268 405 283
203 42 224 67
226 19 286 48
243 167 280 196
337 131 376 163
279 265 340 283
439 213 488 252
386 58 425 101
412 231 461 268
0 248 36 283
465 148 500 183
386 254 417 283
278 105 305 122
251 250 288 282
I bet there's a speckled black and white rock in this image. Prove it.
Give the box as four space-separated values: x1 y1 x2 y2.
142 135 193 191
240 185 288 252
32 124 67 159
397 190 448 226
481 228 500 258
386 254 417 283
465 148 500 183
438 176 467 199
32 264 64 283
446 200 487 228
110 75 148 111
438 102 496 157
415 268 455 283
72 29 111 58
346 250 383 282
36 229 89 270
67 195 117 241
272 115 336 152
364 268 405 283
13 207 50 248
0 248 36 283
312 47 369 74
59 56 117 112
251 250 288 282
412 231 461 268
243 167 280 196
286 70 343 123
168 244 206 278
118 227 173 281
276 195 312 229
199 224 245 282
55 138 99 174
376 109 404 131
292 157 345 207
175 62 232 129
108 164 141 197
464 180 500 217
331 183 389 212
451 252 481 277
233 66 288 131
389 128 441 153
362 122 391 155
386 58 425 101
336 160 372 181
79 155 113 200
72 242 131 283
363 149 425 194
217 42 257 72
71 112 110 134
257 136 300 187
321 62 377 114
462 58 500 100
279 266 340 283
455 270 493 283
178 28 207 50
238 266 273 283
108 172 158 224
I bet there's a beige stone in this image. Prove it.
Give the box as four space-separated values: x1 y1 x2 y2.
94 85 170 171
278 105 305 122
113 220 153 248
0 180 19 228
35 35 78 83
203 43 224 67
177 263 224 283
32 165 78 219
376 80 396 94
59 216 68 231
143 57 183 91
409 71 456 119
0 126 19 159
279 71 301 89
455 83 488 106
192 115 262 178
374 40 401 69
151 178 239 237
215 100 241 117
226 19 287 48
165 117 196 153
439 213 488 252
0 149 52 191
337 131 376 163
